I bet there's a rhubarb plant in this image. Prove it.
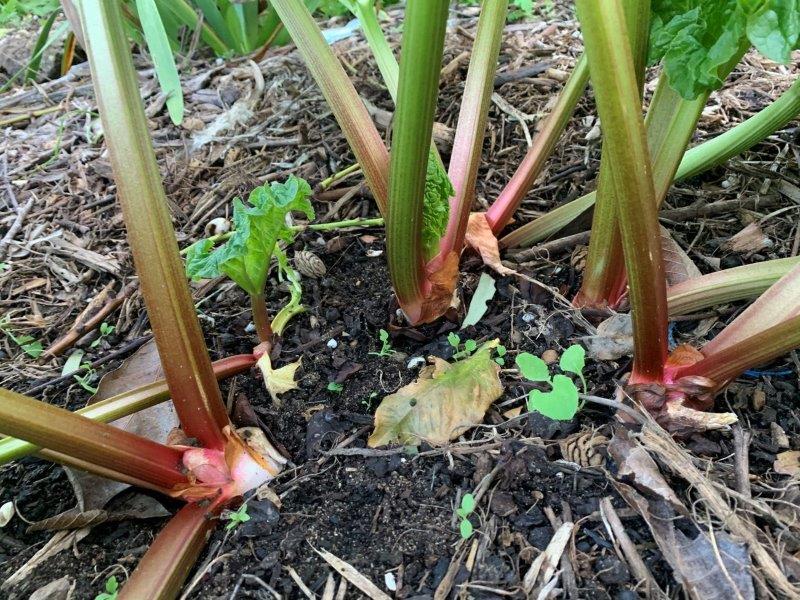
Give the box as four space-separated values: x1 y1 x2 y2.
185 176 313 345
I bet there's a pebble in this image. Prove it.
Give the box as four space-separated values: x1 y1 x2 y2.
595 555 631 585
407 356 426 369
327 338 338 349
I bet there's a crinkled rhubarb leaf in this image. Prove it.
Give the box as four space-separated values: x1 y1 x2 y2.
650 0 800 100
368 340 503 446
422 151 453 259
185 176 314 295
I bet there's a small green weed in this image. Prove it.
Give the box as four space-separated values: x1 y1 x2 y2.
455 492 476 539
515 344 587 420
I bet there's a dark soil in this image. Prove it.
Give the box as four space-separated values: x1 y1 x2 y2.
2 3 800 599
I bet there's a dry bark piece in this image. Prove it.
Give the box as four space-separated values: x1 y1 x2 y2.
294 250 327 278
29 576 74 600
369 341 503 447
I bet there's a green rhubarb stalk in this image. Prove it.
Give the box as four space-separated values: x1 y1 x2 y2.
671 314 800 386
485 54 589 234
79 0 230 449
270 0 390 215
667 257 800 316
0 387 187 492
439 0 508 258
0 354 256 464
576 0 667 383
120 502 217 599
387 0 450 322
347 0 399 100
574 0 651 308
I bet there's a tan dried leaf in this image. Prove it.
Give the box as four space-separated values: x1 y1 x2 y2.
256 353 301 406
660 226 701 286
723 222 772 253
465 213 515 276
368 340 503 447
775 451 800 476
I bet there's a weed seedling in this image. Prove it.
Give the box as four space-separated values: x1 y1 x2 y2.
0 316 42 358
224 503 251 531
456 492 476 539
448 333 478 360
90 322 115 348
494 344 507 366
369 329 396 357
327 382 344 394
515 344 587 420
95 576 119 600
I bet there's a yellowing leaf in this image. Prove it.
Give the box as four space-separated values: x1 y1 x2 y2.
368 341 503 447
256 353 301 406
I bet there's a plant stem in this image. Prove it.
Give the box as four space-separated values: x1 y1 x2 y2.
250 293 273 343
119 502 217 600
574 0 652 309
0 387 187 491
667 256 800 316
485 54 589 234
0 354 256 464
439 0 508 259
576 0 667 383
80 0 229 450
386 0 450 322
270 0 390 215
671 314 800 385
319 162 362 190
352 0 399 100
676 76 800 180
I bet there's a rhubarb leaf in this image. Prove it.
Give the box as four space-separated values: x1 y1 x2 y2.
185 176 313 296
422 151 453 259
746 0 800 63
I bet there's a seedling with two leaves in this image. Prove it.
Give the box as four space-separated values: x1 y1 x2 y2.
515 345 586 421
447 332 477 361
95 576 119 600
369 329 396 357
223 502 251 531
0 316 43 358
455 492 476 539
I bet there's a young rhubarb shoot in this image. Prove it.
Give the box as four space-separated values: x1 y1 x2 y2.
185 177 314 344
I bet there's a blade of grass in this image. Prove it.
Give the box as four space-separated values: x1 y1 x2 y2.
194 0 237 50
26 9 59 82
438 0 508 259
136 0 184 125
270 0 390 215
576 0 667 383
79 0 229 449
386 0 450 321
0 387 187 491
154 0 229 56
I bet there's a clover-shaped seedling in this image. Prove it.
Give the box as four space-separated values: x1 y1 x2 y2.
494 344 507 366
456 493 476 539
327 382 344 393
448 333 478 360
95 576 119 600
515 345 586 421
225 503 251 531
369 328 395 357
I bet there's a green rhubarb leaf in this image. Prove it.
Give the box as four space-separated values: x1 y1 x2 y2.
185 176 313 296
649 0 747 100
527 374 579 421
515 352 550 382
422 150 453 259
746 0 800 64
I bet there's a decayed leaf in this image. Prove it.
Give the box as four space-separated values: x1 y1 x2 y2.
465 212 515 276
417 250 460 325
583 313 633 360
660 226 701 286
2 529 90 590
27 494 169 533
723 222 772 253
461 273 496 329
29 576 74 600
256 353 301 406
368 340 503 447
775 451 800 476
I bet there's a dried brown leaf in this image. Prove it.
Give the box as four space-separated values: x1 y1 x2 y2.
660 226 701 286
368 341 503 447
416 250 460 325
465 212 515 276
583 313 633 360
775 451 800 476
723 222 772 253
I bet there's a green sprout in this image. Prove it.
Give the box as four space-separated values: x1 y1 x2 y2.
224 503 251 531
369 328 395 357
95 575 119 600
455 492 476 539
0 315 43 358
327 382 344 393
447 333 478 361
90 322 115 348
515 344 587 421
494 344 507 366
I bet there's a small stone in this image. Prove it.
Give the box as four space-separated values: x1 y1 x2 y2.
771 422 790 449
752 388 766 411
327 338 338 349
528 525 554 550
294 250 327 278
204 216 230 237
407 356 426 369
542 349 559 364
595 555 630 585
